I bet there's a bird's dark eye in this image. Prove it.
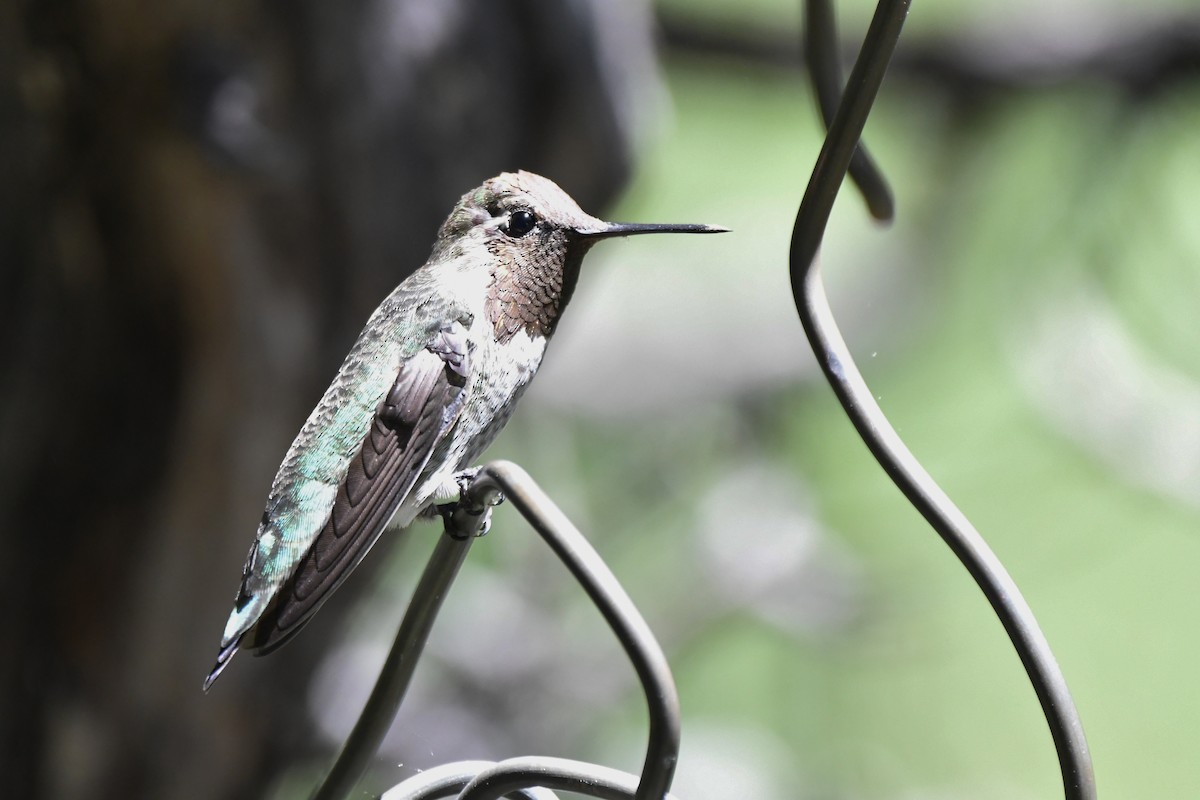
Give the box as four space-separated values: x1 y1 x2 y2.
502 209 537 238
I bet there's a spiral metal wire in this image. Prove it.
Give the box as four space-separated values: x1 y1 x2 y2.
793 1 1096 797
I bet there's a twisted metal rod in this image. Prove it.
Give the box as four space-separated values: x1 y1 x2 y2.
471 462 681 800
792 1 1096 798
803 0 894 220
454 757 682 800
310 461 680 800
381 760 557 800
310 512 484 800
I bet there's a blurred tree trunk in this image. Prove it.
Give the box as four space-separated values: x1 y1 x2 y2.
0 0 655 797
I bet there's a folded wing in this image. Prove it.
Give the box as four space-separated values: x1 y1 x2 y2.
244 322 470 654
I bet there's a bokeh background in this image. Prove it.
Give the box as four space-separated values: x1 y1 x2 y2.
4 0 1200 798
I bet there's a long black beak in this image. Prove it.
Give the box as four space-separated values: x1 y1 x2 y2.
577 221 729 239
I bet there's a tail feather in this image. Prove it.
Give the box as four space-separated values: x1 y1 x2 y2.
202 638 242 692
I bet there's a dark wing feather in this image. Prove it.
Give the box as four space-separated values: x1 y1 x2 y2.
246 325 470 654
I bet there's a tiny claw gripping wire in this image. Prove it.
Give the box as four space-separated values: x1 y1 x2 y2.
791 1 1096 799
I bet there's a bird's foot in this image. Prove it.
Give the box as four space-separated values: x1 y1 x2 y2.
435 466 505 539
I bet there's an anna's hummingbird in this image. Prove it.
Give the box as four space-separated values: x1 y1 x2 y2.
204 171 724 689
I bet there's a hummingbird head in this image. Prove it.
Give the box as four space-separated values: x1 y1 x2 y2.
435 170 725 343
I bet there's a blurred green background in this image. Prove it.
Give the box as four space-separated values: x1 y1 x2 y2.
7 1 1200 798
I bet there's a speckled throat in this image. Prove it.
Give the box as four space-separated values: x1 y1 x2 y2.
484 233 592 344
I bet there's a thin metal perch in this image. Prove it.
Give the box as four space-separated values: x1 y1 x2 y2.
381 760 558 800
381 757 682 800
453 756 682 800
310 461 680 800
792 1 1096 797
310 516 481 800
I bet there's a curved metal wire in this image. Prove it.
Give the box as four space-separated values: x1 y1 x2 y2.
454 757 682 800
803 0 894 221
310 462 680 800
381 760 558 800
792 1 1096 798
311 514 486 800
469 462 681 800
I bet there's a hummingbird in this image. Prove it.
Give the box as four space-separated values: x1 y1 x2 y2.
204 171 724 689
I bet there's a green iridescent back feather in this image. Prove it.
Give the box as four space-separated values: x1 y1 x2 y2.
223 265 463 642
